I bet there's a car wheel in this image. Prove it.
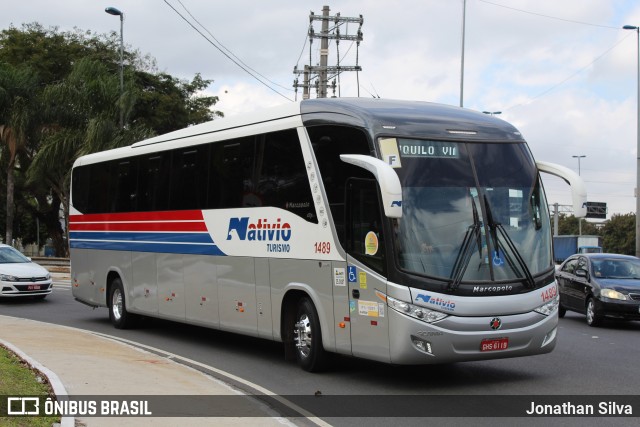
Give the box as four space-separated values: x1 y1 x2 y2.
293 297 327 372
108 277 137 329
586 297 603 327
558 304 566 318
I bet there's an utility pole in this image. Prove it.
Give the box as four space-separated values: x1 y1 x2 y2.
319 5 330 99
293 5 363 99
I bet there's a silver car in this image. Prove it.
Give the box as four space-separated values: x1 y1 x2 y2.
0 244 53 299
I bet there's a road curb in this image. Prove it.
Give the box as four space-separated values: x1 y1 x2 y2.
0 337 74 427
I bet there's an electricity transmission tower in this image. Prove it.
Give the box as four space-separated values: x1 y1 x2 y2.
293 5 363 99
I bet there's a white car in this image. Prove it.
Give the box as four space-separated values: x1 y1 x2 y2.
0 244 53 299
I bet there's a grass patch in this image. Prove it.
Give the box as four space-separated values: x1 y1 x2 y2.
0 344 60 427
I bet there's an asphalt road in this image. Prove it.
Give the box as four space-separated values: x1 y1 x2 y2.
2 283 639 426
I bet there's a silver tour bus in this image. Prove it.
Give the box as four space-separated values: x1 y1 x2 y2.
70 98 586 371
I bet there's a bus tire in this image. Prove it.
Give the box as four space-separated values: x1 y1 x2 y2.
109 277 137 329
293 297 327 372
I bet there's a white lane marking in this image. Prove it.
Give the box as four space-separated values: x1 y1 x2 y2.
91 331 332 427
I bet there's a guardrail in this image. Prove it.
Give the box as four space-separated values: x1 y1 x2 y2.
32 257 70 274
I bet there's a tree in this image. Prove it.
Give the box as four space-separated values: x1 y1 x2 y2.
601 213 635 255
553 213 599 236
0 62 39 245
131 71 222 134
0 24 223 255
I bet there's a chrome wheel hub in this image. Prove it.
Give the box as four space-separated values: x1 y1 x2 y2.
112 289 123 321
294 314 312 358
587 301 594 324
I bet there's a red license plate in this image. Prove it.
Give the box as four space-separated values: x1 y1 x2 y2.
480 337 509 352
27 285 41 290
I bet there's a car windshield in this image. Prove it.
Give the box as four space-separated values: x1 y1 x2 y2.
0 247 30 264
591 258 640 279
389 139 552 283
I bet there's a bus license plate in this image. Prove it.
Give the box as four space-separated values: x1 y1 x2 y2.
480 337 509 352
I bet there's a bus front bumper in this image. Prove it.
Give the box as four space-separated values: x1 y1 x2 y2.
388 307 558 364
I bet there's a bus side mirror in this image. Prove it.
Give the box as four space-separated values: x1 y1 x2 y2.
536 160 587 218
340 154 403 218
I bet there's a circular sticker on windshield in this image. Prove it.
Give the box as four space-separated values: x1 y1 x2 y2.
365 231 379 255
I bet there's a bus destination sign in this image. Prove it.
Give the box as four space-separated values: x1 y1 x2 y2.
398 140 459 159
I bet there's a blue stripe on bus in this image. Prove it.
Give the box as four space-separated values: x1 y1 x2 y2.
69 239 226 256
69 231 214 244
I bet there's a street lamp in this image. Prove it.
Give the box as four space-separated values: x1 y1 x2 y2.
624 24 640 257
459 0 466 108
105 6 124 128
573 155 586 236
572 155 586 176
482 111 502 116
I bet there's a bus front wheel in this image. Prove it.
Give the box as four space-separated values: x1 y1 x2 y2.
108 277 137 329
293 297 327 372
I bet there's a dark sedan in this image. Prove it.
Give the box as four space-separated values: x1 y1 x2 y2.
556 253 640 326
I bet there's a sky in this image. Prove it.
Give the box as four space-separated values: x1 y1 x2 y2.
3 0 640 219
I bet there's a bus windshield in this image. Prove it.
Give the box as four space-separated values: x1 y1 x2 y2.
390 139 552 283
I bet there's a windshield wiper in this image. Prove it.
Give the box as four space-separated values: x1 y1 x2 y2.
449 198 482 291
484 196 535 289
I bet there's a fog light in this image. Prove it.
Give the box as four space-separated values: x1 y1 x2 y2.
541 327 557 348
411 336 433 355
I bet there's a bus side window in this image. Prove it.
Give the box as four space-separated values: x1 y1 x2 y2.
306 125 372 246
71 166 90 213
112 159 137 213
346 178 387 276
87 161 111 214
259 129 316 223
170 146 208 210
216 136 256 209
137 153 170 212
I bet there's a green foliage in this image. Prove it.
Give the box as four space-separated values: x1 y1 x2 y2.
554 213 599 236
0 345 58 427
554 213 636 255
0 23 223 255
601 213 636 255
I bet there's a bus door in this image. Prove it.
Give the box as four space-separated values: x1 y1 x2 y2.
345 178 391 362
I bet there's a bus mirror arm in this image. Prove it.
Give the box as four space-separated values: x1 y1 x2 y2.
340 154 403 218
536 160 587 218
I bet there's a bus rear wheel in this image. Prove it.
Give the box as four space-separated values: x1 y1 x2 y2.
293 297 327 372
109 277 137 329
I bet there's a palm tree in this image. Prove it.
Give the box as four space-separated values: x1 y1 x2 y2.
27 58 149 253
0 63 39 246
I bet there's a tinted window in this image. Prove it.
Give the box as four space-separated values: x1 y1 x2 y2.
347 178 386 275
71 166 90 213
170 146 208 210
72 129 315 223
562 258 578 274
307 125 372 243
113 160 137 212
138 153 170 212
87 161 111 214
259 130 316 222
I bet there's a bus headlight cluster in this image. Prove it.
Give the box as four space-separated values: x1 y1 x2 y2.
387 296 448 323
534 295 559 316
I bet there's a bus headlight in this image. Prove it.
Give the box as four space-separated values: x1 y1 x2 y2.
387 295 448 323
534 295 559 316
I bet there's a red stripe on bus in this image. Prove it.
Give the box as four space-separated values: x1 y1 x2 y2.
69 222 208 232
69 210 204 223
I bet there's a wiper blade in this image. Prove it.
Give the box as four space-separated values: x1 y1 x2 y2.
449 198 482 291
483 196 535 289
